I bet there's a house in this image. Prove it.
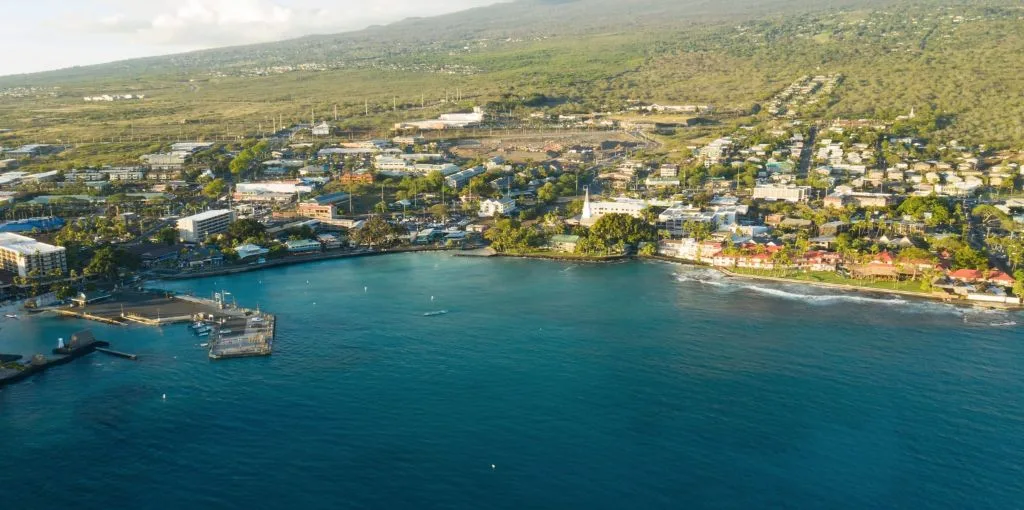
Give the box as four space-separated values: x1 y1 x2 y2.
948 268 984 283
317 234 343 250
285 239 322 254
549 235 581 252
183 247 224 268
986 270 1016 288
235 244 269 260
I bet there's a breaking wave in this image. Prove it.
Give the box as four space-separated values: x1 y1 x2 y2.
741 284 908 306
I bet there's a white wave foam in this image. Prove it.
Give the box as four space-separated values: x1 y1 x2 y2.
741 284 907 305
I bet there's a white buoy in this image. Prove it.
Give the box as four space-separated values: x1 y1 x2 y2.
431 295 435 302
364 286 368 293
162 394 166 400
491 464 496 470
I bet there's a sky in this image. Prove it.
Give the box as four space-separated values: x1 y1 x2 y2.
1 0 502 76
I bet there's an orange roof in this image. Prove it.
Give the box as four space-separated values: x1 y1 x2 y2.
948 268 984 280
988 270 1016 284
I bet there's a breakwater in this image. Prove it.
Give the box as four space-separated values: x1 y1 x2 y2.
0 340 109 389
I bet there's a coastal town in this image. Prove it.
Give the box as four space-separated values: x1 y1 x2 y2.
0 90 1022 317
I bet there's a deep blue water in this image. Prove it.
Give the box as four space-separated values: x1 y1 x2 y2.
1 253 1023 509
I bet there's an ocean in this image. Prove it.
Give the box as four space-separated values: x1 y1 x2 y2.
1 253 1022 509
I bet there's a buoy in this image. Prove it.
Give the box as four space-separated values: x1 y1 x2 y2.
491 464 496 470
162 394 166 400
364 286 368 293
431 295 435 302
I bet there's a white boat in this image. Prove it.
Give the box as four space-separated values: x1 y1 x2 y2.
5 314 18 319
196 330 210 337
199 343 209 348
990 321 1017 327
423 310 449 317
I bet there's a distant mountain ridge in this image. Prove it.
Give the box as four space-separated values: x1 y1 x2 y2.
0 0 907 85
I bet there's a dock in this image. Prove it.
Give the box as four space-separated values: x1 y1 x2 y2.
208 313 275 360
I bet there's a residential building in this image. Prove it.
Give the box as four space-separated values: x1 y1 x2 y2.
479 197 517 217
0 232 67 277
177 210 235 243
285 239 323 253
752 184 811 203
549 235 581 252
235 244 269 260
445 166 486 189
102 167 146 181
142 152 187 170
317 234 343 250
297 202 338 220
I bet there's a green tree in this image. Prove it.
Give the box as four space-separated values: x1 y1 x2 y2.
203 178 227 199
352 216 404 249
156 227 177 246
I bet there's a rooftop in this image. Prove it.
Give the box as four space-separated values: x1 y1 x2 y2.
0 232 65 255
180 209 233 222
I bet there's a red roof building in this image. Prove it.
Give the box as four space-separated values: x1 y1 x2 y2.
948 268 984 282
987 270 1017 287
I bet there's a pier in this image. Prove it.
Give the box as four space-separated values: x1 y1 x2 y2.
208 313 275 360
95 348 138 360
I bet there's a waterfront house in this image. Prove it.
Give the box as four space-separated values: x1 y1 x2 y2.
183 247 224 268
549 235 581 253
235 244 270 261
948 268 984 283
987 270 1016 288
285 239 322 254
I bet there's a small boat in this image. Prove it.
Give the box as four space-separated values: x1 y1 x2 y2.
423 310 449 317
990 321 1017 327
196 330 210 337
5 314 18 319
199 343 209 348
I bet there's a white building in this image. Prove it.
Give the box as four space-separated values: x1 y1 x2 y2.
312 122 332 136
235 181 314 195
177 210 235 243
479 197 517 217
446 166 486 189
235 244 269 260
752 184 811 203
102 167 147 181
0 232 67 277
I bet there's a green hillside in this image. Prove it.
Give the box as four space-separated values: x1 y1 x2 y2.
0 0 1021 148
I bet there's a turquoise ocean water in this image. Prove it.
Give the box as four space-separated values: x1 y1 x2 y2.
1 253 1022 509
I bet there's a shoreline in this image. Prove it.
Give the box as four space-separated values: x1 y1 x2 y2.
641 255 1022 311
157 246 449 280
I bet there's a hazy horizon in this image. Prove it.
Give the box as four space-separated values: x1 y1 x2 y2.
1 0 505 76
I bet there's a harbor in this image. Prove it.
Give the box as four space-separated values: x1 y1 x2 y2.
52 288 276 360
